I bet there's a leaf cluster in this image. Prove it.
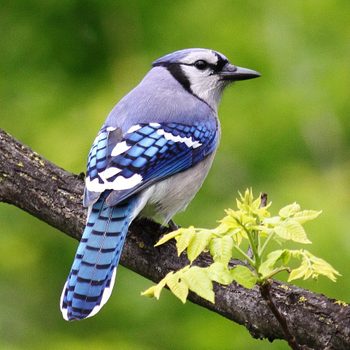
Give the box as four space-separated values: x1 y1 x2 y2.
142 189 340 304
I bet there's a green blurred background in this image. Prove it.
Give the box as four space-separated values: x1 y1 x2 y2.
1 0 349 349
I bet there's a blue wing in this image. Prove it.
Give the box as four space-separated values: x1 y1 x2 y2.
62 120 218 320
84 121 218 207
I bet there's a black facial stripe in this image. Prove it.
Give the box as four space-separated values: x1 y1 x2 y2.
153 62 192 93
151 61 215 112
180 59 228 73
214 52 228 72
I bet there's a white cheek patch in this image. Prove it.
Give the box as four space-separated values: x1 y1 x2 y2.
111 141 131 157
181 65 223 107
157 129 202 149
181 50 218 65
86 173 143 192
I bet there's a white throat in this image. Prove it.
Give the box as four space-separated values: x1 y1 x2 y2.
180 65 227 110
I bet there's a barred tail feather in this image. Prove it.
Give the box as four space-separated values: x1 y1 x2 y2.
60 195 137 321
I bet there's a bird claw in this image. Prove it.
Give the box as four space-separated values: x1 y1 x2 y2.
168 219 180 231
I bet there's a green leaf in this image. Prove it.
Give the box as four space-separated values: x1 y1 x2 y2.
274 219 311 244
263 216 281 226
219 215 240 231
187 230 212 263
281 250 292 265
155 230 182 247
293 210 322 224
264 249 284 266
279 203 301 218
166 272 189 303
214 222 231 235
230 265 257 289
288 260 309 282
141 285 157 298
175 227 196 256
141 277 167 299
304 252 340 282
182 267 215 303
259 249 286 277
287 250 341 282
209 236 234 265
217 220 246 246
207 262 235 285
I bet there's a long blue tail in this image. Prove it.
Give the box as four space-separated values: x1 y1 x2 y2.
60 195 137 321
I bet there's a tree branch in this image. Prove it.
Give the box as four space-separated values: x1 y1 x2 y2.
0 129 349 349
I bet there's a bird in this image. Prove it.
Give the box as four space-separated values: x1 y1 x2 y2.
60 48 260 321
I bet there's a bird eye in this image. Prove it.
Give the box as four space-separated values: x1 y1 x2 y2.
194 60 209 70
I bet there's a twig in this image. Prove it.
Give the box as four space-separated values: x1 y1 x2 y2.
258 193 302 349
259 281 303 349
260 192 268 208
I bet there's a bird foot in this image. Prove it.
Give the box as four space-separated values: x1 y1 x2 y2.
168 219 180 231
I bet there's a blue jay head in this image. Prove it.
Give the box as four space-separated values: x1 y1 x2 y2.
153 48 260 109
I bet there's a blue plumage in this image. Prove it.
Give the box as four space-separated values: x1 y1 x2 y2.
83 122 218 206
61 194 138 320
60 48 259 320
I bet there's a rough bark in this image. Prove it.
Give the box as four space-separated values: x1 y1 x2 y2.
0 128 349 349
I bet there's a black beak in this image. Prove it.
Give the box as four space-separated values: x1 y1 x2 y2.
219 63 261 81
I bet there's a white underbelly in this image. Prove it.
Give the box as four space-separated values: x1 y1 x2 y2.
137 152 216 223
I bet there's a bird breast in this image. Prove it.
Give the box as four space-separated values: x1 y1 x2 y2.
138 152 217 224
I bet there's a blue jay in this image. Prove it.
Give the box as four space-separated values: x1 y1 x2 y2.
60 48 260 320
